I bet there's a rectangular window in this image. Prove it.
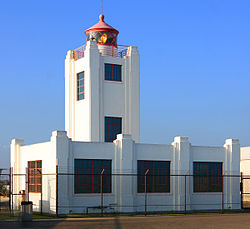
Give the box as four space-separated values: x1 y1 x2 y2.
105 64 122 81
193 162 223 192
105 117 122 142
28 160 42 193
77 71 84 100
74 159 112 194
137 160 170 193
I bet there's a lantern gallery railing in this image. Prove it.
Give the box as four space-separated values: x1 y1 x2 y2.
117 45 129 58
73 45 86 60
72 44 129 60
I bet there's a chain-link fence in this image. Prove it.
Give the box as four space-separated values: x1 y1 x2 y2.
0 170 10 215
241 174 250 209
1 170 249 217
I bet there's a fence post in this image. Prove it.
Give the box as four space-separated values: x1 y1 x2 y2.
100 169 105 216
144 169 149 216
56 165 58 217
241 172 243 209
40 171 43 215
26 167 29 202
11 167 13 214
184 175 187 214
0 172 1 213
9 168 12 215
222 174 224 214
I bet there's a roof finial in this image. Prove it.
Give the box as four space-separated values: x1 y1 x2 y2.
101 0 103 15
99 14 104 22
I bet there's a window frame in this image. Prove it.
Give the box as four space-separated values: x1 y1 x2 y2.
104 116 122 142
28 160 42 193
193 161 223 193
137 160 171 193
104 63 122 82
74 159 112 194
77 71 85 101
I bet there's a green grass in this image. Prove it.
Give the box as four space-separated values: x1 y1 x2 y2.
54 209 250 218
0 212 57 221
0 212 17 220
32 213 58 219
1 209 250 221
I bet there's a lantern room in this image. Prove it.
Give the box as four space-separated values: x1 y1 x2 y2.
85 14 119 57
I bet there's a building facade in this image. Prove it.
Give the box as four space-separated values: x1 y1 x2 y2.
11 131 241 214
240 147 250 204
10 14 241 214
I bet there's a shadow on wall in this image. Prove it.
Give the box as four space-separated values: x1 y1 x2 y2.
37 175 55 214
39 200 50 214
47 176 54 214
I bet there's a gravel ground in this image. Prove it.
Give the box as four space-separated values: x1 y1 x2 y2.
2 214 250 229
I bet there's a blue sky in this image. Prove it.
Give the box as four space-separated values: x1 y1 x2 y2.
0 0 249 168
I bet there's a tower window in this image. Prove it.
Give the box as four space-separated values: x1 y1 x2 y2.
105 64 121 81
28 160 42 193
193 162 223 192
74 159 112 194
105 117 122 142
137 160 170 193
77 71 84 100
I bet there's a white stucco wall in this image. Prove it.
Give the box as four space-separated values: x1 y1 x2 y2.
241 147 250 177
65 40 140 143
240 147 250 202
10 139 57 213
11 131 241 214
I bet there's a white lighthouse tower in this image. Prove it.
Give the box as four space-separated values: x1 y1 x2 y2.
65 14 140 142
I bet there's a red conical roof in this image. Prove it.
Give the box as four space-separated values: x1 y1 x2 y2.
85 14 119 35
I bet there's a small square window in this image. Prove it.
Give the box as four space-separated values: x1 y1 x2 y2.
193 162 223 192
74 159 112 194
105 64 121 81
137 160 170 193
105 117 122 142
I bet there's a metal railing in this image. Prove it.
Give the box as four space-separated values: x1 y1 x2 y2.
73 45 86 60
73 44 129 60
117 45 129 58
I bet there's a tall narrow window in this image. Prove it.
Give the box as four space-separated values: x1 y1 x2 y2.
105 117 122 142
193 162 223 192
74 159 112 194
28 160 42 193
77 71 84 100
105 64 121 81
137 160 170 193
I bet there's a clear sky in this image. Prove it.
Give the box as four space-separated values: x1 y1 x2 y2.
0 0 249 168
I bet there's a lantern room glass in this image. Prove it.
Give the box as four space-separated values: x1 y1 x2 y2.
86 31 117 47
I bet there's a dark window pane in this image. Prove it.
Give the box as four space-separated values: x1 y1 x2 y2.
105 64 121 82
29 185 35 192
37 185 41 192
36 161 41 168
74 159 112 194
193 162 223 192
77 72 84 100
105 117 122 142
30 162 35 168
137 160 170 193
